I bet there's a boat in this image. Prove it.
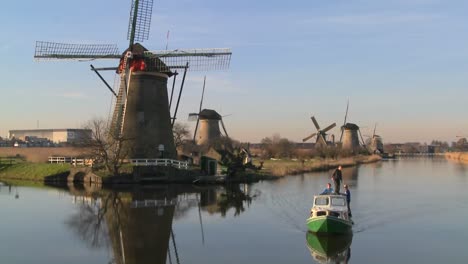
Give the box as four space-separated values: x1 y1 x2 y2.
305 231 353 263
306 194 353 234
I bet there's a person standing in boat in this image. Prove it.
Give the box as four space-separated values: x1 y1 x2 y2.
320 183 334 195
343 184 352 216
331 165 343 194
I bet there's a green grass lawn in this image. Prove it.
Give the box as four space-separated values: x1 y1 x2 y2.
0 163 71 181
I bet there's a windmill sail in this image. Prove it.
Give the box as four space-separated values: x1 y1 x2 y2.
145 48 232 71
34 41 120 60
127 0 154 46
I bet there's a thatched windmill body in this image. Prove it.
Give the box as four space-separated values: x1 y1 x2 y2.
303 116 336 148
34 0 232 159
339 101 366 153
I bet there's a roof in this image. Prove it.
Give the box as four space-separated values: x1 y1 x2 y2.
9 129 91 133
341 123 359 130
199 109 222 120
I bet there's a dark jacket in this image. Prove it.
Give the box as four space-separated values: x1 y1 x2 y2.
345 189 351 202
332 169 342 182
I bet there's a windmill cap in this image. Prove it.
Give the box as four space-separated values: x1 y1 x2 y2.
199 109 222 120
342 123 359 130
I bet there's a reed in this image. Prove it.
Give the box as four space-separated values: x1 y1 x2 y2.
258 155 382 177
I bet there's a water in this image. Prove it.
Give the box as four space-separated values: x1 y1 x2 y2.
1 158 468 264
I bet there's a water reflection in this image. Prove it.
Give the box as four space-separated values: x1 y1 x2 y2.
0 182 19 198
65 184 257 264
305 232 352 264
341 166 359 187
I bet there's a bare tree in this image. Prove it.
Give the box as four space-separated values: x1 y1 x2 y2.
84 118 131 176
172 122 191 150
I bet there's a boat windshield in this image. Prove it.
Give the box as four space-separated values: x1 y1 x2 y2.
315 197 329 206
331 197 346 206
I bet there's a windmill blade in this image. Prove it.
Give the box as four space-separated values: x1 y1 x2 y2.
321 123 336 133
188 113 199 121
193 76 206 141
318 133 328 146
34 41 120 60
127 0 154 46
358 129 367 147
339 130 344 143
303 133 317 142
221 119 229 138
311 116 320 131
144 48 232 71
343 99 349 126
373 123 377 137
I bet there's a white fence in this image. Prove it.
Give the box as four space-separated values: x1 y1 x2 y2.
48 157 92 167
130 159 189 170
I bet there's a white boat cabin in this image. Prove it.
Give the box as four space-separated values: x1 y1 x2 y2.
310 195 350 220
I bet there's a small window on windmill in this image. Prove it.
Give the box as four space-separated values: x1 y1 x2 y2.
137 112 145 124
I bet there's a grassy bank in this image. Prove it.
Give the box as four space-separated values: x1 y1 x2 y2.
0 163 71 181
256 155 382 177
445 152 468 163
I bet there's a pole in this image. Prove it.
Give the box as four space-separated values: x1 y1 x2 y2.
90 64 117 97
169 71 178 111
172 62 189 127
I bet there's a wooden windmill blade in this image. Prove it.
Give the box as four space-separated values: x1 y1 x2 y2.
193 76 207 141
220 119 229 139
317 133 328 146
321 123 336 133
311 116 321 130
340 100 350 143
303 133 317 142
34 41 121 61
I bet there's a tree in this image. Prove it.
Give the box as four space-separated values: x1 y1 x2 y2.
260 134 294 158
83 118 132 176
172 122 191 150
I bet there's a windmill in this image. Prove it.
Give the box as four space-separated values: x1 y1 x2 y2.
188 76 230 145
338 100 366 153
369 123 384 154
303 116 336 148
34 0 232 160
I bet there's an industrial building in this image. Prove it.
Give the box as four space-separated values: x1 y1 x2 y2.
8 129 91 144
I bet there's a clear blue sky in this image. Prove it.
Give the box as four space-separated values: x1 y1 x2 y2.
1 0 468 143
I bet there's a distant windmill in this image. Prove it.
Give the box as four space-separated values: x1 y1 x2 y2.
303 116 336 148
339 100 366 153
369 123 384 154
34 0 232 159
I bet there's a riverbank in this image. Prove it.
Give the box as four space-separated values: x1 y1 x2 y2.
445 152 468 163
0 163 71 181
0 155 381 184
256 154 382 177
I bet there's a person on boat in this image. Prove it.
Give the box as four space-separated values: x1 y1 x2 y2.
343 184 352 216
320 183 334 195
331 165 343 194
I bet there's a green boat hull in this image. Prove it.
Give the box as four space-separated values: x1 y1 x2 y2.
306 216 352 234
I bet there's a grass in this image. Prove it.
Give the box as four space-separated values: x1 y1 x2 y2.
255 155 382 177
0 163 71 181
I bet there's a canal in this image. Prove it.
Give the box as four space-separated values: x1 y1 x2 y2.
1 158 468 264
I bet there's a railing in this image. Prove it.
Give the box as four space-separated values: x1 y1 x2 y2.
131 198 178 208
48 156 92 167
130 158 189 170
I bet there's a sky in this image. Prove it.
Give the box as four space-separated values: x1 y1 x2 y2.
1 0 468 143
